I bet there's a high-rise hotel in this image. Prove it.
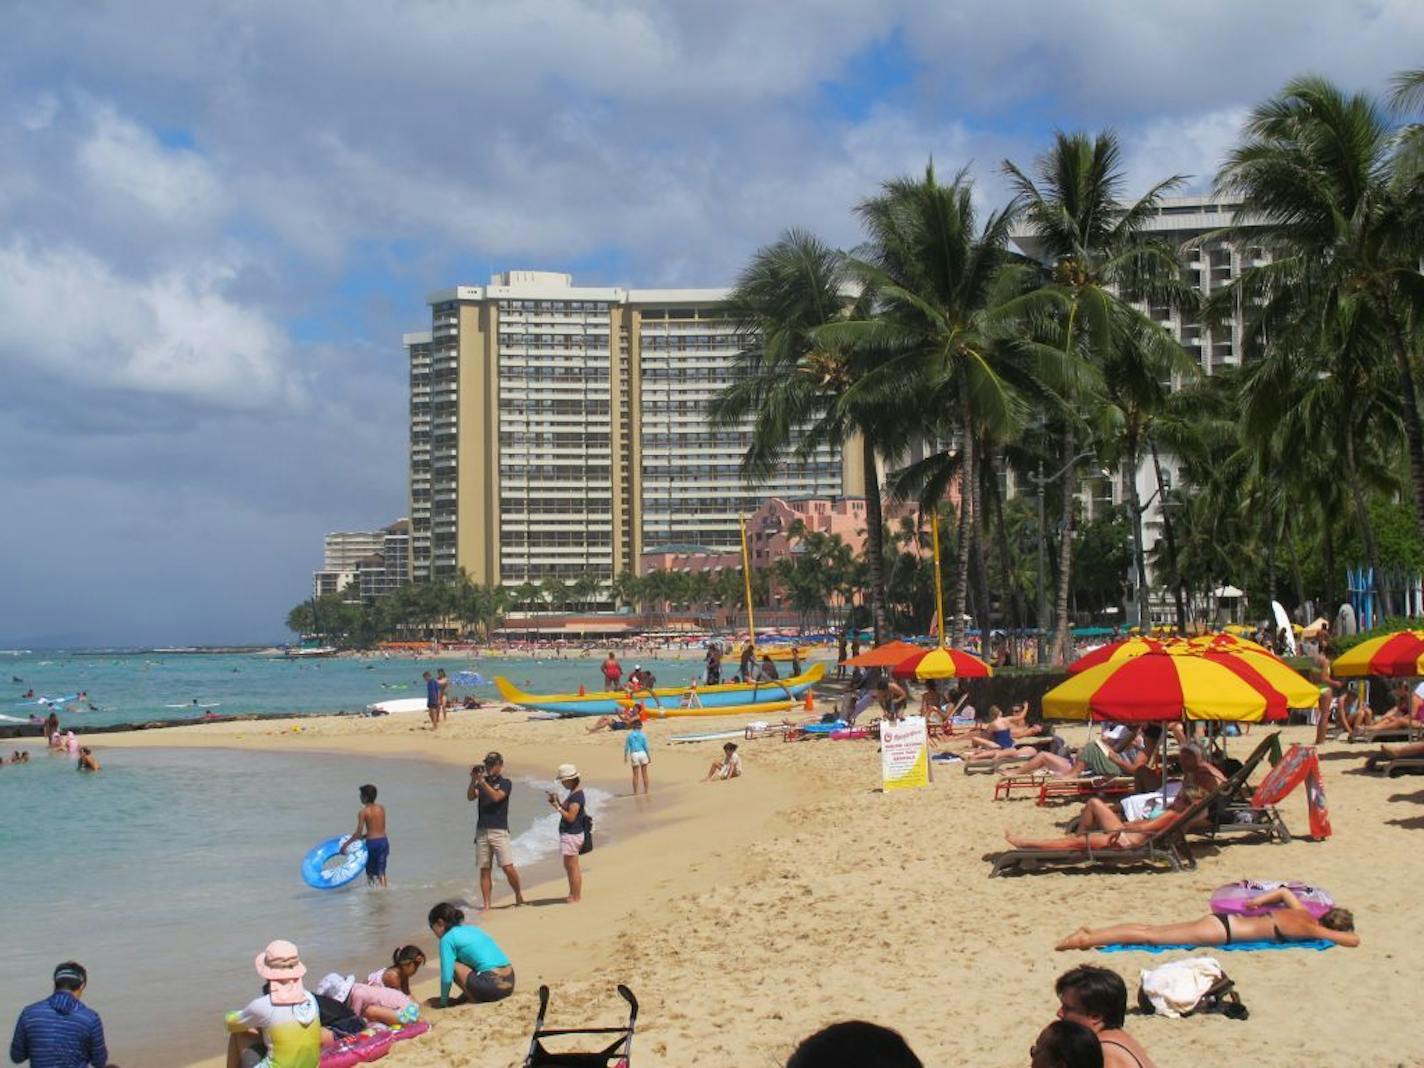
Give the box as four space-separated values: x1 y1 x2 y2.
404 270 858 590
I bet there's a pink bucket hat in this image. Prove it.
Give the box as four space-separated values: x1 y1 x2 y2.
255 940 308 1005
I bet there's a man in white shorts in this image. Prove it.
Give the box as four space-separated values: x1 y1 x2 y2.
468 751 525 911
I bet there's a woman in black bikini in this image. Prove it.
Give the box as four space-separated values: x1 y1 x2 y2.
1054 887 1359 950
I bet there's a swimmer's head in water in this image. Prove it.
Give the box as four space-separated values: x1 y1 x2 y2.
359 784 377 804
1320 907 1354 932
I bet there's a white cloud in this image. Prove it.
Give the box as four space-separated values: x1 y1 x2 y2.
77 103 225 228
1119 107 1251 196
0 241 300 410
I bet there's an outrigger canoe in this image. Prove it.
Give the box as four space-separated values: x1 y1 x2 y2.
494 662 823 717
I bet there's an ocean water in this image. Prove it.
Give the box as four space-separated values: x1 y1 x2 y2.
0 650 725 730
0 745 605 1066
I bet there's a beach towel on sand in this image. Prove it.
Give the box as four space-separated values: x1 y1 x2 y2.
1098 940 1333 954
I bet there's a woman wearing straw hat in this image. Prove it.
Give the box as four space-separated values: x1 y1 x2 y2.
225 940 320 1068
547 764 586 903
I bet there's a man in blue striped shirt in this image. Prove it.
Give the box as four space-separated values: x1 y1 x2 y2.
9 962 110 1068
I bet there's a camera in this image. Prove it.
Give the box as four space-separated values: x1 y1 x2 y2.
471 763 485 778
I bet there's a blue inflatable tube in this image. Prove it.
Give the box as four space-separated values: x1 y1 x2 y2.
301 836 367 890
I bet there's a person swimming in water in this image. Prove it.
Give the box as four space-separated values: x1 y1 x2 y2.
76 747 100 773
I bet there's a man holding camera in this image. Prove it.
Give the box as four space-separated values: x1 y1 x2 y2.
468 751 525 911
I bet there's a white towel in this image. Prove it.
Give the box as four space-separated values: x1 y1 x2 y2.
1139 956 1223 1018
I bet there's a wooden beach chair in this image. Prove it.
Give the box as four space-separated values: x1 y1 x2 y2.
988 733 1279 878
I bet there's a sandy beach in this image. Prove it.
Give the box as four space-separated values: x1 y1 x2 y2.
89 701 1424 1068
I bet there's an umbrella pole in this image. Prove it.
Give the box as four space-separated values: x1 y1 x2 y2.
740 514 756 655
931 504 946 651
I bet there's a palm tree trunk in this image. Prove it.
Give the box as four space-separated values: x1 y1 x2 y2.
951 390 975 647
1051 424 1076 664
990 448 1026 659
1382 303 1424 546
1125 445 1150 632
1344 426 1390 617
1147 439 1187 631
861 444 890 643
971 440 994 646
1286 530 1307 619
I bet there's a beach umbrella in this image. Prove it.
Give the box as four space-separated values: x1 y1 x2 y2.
1065 637 1175 675
1332 629 1424 678
1042 649 1307 723
451 670 488 686
891 646 993 680
1187 632 1277 657
840 640 923 668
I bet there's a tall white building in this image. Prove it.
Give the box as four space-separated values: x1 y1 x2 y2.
405 271 857 591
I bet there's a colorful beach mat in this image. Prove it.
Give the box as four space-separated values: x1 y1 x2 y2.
1097 940 1333 954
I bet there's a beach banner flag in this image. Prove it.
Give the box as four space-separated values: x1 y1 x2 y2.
1251 743 1332 840
881 715 930 791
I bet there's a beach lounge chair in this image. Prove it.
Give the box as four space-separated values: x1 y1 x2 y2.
523 984 638 1068
993 773 1135 806
1363 754 1424 777
988 733 1280 878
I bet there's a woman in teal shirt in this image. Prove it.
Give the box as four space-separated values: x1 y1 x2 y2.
426 902 514 1006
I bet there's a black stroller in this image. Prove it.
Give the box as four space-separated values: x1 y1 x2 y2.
522 985 639 1067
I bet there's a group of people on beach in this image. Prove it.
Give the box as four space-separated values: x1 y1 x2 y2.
781 964 1155 1068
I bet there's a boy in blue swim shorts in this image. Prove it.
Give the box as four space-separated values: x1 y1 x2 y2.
341 783 389 888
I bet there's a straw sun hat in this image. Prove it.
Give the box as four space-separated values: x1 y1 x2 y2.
555 764 579 781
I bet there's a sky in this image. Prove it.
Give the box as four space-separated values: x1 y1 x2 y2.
1 0 1419 647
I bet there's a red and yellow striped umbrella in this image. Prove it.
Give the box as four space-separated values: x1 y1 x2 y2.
1044 648 1310 722
891 646 993 680
1186 632 1278 658
1066 637 1176 675
1333 630 1424 678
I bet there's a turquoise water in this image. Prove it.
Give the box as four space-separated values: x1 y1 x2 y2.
0 650 724 730
0 745 602 1066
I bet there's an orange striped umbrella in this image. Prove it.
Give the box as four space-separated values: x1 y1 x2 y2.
1186 632 1279 658
1044 649 1305 722
891 646 993 680
840 640 923 668
1333 630 1424 677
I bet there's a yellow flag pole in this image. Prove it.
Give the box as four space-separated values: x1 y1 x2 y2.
930 504 946 650
740 513 756 652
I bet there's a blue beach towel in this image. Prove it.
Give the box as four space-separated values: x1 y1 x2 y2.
1097 940 1333 954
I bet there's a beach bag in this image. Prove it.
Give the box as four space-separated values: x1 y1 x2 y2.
1136 957 1248 1020
579 810 594 854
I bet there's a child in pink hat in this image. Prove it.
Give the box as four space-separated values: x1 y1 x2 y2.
225 940 320 1068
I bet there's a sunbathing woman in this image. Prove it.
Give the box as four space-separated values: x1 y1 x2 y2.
961 705 1042 757
1054 887 1359 950
1003 728 1140 779
1004 744 1223 851
1354 686 1419 736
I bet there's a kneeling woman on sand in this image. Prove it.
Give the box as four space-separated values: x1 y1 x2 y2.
426 903 515 1007
1055 887 1359 950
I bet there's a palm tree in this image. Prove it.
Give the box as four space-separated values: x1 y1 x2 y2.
711 230 901 642
571 573 602 613
1005 131 1192 660
1094 317 1201 629
1215 76 1424 543
825 163 1037 645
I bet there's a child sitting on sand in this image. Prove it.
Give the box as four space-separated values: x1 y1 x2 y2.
704 742 743 782
316 972 420 1027
368 945 425 996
